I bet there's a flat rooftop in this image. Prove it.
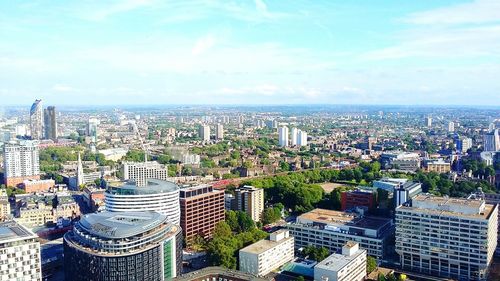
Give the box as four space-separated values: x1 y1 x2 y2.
174 266 270 281
297 208 392 231
108 179 179 194
0 220 37 242
316 248 366 272
240 235 293 255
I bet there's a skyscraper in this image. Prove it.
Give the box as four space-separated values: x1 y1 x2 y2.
199 124 210 142
484 129 500 152
290 128 298 146
87 117 100 143
43 106 57 140
3 140 40 187
234 185 264 222
297 130 308 146
29 99 43 140
426 116 432 128
216 123 224 140
278 126 289 147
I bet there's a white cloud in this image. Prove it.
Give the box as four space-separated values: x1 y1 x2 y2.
192 34 216 56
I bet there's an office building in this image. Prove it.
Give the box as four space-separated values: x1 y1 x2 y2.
30 99 43 140
340 188 376 211
373 177 408 192
105 179 181 225
179 185 225 243
425 159 451 173
234 185 264 222
286 208 394 259
239 230 294 277
64 211 182 281
43 106 57 140
394 181 422 207
448 121 455 133
291 128 298 146
3 140 40 187
0 220 41 281
216 123 224 140
396 194 498 281
484 129 500 152
199 124 210 142
314 242 367 281
122 161 169 187
380 151 421 171
483 193 500 256
87 117 100 142
278 126 289 147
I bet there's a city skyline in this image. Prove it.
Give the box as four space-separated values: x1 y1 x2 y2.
1 0 499 106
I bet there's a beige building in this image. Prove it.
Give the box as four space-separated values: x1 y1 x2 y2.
396 194 498 281
122 161 169 187
234 185 264 222
314 242 367 281
425 159 451 173
239 229 294 277
0 190 10 221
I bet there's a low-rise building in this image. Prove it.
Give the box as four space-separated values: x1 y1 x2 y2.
314 242 367 281
15 193 80 227
425 159 451 173
82 186 106 212
20 179 55 193
239 230 294 277
340 188 376 211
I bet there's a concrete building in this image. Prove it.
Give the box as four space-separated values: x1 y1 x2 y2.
3 140 40 187
122 161 169 187
448 121 455 133
484 129 500 152
426 116 432 128
298 130 308 146
380 151 421 171
87 117 100 143
456 137 473 153
179 185 225 243
105 179 181 225
425 159 451 173
239 230 294 277
182 154 201 165
278 126 289 147
30 99 43 140
216 123 224 140
0 220 41 281
394 181 422 207
64 211 182 281
0 190 10 221
199 124 210 142
43 106 57 140
20 179 55 193
286 208 394 260
174 266 271 281
396 194 498 281
340 188 376 211
314 242 367 281
291 128 298 146
234 185 264 222
373 178 408 192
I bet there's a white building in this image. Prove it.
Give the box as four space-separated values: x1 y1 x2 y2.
291 128 298 146
396 194 498 281
182 154 201 165
0 220 41 281
298 130 308 146
122 161 169 187
199 124 210 142
3 140 40 187
484 129 500 152
239 230 294 277
426 116 432 128
87 117 100 143
216 124 224 140
373 178 408 192
29 99 43 140
234 185 264 222
314 242 367 281
278 126 289 147
448 121 455 132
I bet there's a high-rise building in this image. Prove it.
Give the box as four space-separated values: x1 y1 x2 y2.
105 179 181 225
396 194 498 281
278 126 289 147
426 116 432 128
43 106 57 140
29 99 43 140
291 128 298 146
87 117 100 142
234 185 264 222
63 211 182 281
122 161 169 187
298 129 308 146
3 140 40 187
448 121 455 133
199 124 210 142
239 230 294 277
456 137 473 153
179 185 225 243
216 123 224 140
0 190 10 221
0 220 41 281
484 129 500 152
314 242 367 281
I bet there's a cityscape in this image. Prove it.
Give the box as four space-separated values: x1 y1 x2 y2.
1 1 500 281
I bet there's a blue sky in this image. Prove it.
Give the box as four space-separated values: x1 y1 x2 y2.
0 0 499 106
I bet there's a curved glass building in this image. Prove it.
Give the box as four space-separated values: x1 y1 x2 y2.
63 211 182 281
105 179 180 225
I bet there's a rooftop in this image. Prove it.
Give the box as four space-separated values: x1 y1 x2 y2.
174 267 270 281
0 220 37 242
240 230 293 255
78 211 166 239
297 208 392 231
315 247 366 272
108 179 179 194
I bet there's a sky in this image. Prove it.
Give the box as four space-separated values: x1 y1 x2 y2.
0 0 499 106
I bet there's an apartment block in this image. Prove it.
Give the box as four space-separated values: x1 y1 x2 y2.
314 242 367 281
122 161 169 187
234 185 264 222
3 140 40 187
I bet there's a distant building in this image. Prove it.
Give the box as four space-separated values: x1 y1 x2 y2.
484 129 500 152
239 229 294 277
15 192 80 227
286 208 394 259
396 194 498 281
87 117 100 143
179 185 225 243
20 179 55 193
234 185 264 222
43 106 57 140
373 178 408 192
216 123 224 140
456 137 473 153
199 124 210 142
3 140 40 187
426 116 432 128
425 159 451 173
182 153 201 165
64 211 182 281
30 99 43 140
122 161 169 187
174 266 271 281
314 242 367 281
105 179 181 225
0 190 10 221
0 220 41 280
394 181 422 207
278 126 289 147
298 129 308 146
340 188 376 211
380 151 420 171
448 121 455 132
291 128 298 146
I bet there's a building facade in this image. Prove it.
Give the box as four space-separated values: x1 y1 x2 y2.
216 124 224 140
179 185 225 243
105 179 181 225
0 220 41 281
314 242 367 281
30 99 43 140
239 230 294 277
340 189 376 211
278 126 289 147
396 194 498 281
122 161 169 187
234 185 264 222
43 106 57 140
20 179 55 193
3 140 40 187
484 129 500 152
64 211 182 281
199 124 210 142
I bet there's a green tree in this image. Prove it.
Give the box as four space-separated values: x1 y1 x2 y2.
367 256 377 274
